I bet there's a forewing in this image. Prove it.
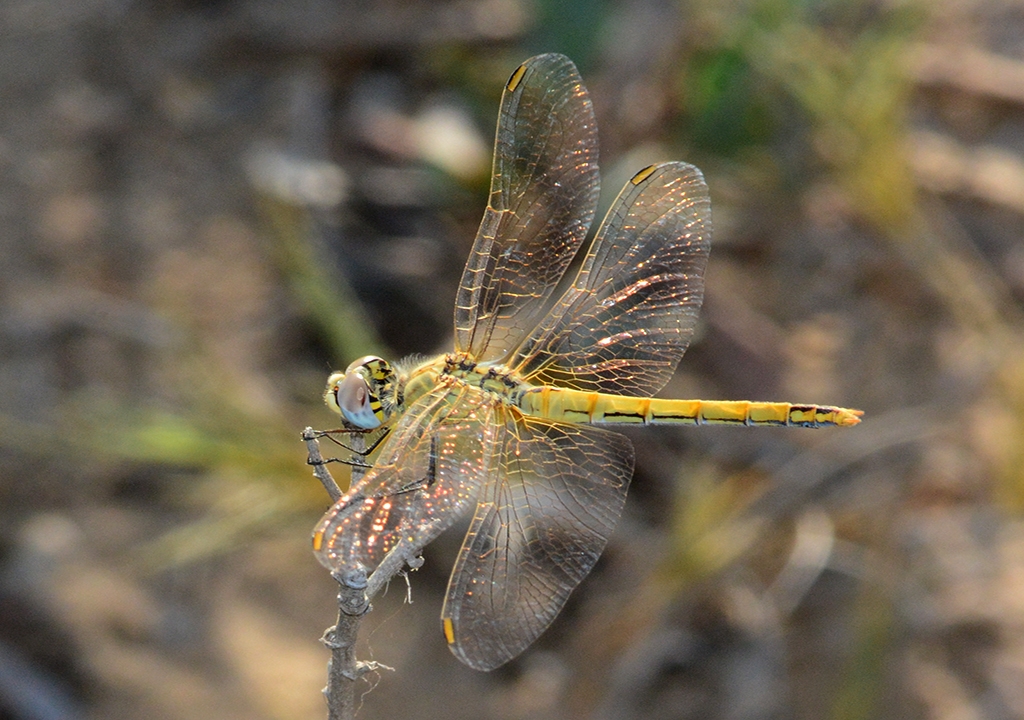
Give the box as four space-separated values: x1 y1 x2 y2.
440 409 634 671
455 53 600 363
313 384 500 575
510 162 711 396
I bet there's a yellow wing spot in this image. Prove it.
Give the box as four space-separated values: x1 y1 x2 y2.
312 530 324 552
507 63 528 92
442 617 456 645
630 164 658 185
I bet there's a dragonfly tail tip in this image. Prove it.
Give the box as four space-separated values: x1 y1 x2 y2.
835 408 864 426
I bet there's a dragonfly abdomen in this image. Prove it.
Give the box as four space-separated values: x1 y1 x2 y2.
521 387 862 428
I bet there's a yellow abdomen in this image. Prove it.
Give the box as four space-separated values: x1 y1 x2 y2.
519 386 862 428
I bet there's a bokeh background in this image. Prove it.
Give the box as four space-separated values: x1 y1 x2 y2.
3 0 1024 718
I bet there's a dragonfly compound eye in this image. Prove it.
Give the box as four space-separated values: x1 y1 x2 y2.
310 52 863 674
335 371 383 429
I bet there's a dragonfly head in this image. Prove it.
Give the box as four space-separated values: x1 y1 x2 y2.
325 355 396 430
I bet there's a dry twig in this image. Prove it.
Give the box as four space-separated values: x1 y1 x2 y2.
304 427 417 720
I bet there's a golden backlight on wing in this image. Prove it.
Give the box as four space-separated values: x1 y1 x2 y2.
312 54 862 672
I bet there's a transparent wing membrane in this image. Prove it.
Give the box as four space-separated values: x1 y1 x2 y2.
313 54 861 674
313 385 501 575
455 53 600 362
511 162 711 396
441 411 634 671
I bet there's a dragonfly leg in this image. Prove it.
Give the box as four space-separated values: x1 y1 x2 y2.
308 456 373 470
376 434 438 497
311 426 391 470
315 426 391 456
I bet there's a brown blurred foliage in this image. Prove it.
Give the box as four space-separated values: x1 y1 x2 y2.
3 1 1024 719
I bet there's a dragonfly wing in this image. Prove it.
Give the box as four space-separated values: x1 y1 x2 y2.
313 384 501 576
455 53 600 363
511 162 711 396
441 410 634 670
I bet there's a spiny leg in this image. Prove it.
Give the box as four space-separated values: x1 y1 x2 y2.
309 426 391 470
372 434 439 498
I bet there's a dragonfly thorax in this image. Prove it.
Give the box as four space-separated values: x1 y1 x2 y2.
442 354 529 398
311 53 863 675
324 355 401 430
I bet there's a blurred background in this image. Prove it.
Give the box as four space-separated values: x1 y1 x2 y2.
2 0 1024 718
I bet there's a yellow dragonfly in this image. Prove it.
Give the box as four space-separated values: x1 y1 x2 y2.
312 53 862 671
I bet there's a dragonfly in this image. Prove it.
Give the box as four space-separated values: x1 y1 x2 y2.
312 53 862 672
